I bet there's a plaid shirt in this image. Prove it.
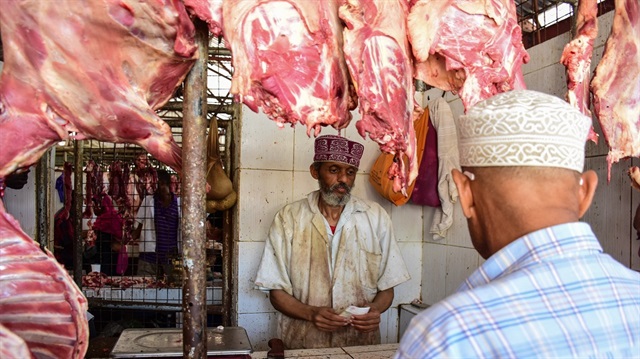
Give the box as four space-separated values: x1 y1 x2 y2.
396 222 640 358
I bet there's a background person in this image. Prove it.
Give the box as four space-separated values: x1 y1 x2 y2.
255 135 410 349
134 169 181 278
396 90 640 358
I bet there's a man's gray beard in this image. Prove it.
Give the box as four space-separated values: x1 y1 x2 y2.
318 181 353 206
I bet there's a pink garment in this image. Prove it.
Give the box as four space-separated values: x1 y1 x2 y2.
92 195 123 239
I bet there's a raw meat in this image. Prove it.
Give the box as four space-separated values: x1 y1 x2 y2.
560 0 599 143
184 0 225 37
339 0 420 194
221 0 357 136
407 0 529 112
0 323 33 359
630 166 640 191
82 161 102 219
590 0 640 180
0 0 197 178
0 203 89 359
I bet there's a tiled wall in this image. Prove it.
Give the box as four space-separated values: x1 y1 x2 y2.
235 9 638 352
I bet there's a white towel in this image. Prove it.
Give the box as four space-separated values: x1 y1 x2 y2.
427 98 460 240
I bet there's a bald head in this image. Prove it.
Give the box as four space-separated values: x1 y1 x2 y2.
453 166 597 259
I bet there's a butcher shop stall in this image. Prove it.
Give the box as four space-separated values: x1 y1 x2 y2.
1 0 639 358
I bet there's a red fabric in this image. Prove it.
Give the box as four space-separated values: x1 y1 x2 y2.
411 117 441 207
92 195 124 239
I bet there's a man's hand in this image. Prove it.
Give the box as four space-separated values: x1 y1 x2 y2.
269 290 349 332
350 307 382 333
349 287 395 333
310 307 350 332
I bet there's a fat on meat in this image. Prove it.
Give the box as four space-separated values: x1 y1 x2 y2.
221 0 357 136
560 0 599 143
0 203 88 359
0 0 197 178
408 0 529 112
339 0 420 194
0 323 33 359
590 0 640 181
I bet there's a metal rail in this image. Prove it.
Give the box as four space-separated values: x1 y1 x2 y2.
181 20 209 359
73 141 84 286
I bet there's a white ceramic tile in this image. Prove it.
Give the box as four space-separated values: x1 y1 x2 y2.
394 242 422 306
444 203 474 248
523 62 567 98
421 242 447 305
390 204 422 243
238 241 275 314
238 169 292 242
238 312 278 352
445 246 479 297
292 170 318 200
293 125 321 172
380 309 400 344
594 12 614 48
351 174 393 215
239 106 294 170
522 32 569 74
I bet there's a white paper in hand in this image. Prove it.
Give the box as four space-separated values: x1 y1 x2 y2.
339 305 370 318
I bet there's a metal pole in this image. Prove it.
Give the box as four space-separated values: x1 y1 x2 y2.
73 140 84 286
35 150 51 251
182 20 209 359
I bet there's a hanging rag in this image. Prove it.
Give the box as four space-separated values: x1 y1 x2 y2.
427 98 460 240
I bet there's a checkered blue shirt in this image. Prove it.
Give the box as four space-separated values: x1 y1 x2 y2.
396 222 640 358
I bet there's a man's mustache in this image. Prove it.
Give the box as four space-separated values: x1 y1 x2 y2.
331 183 351 192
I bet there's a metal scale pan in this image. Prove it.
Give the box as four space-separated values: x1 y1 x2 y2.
111 326 252 358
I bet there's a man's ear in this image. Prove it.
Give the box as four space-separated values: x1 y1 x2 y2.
578 170 598 218
309 164 319 180
451 169 475 219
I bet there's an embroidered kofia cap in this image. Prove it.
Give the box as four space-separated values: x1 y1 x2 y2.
458 90 592 172
313 135 365 168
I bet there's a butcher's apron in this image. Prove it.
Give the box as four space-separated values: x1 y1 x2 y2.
279 210 380 349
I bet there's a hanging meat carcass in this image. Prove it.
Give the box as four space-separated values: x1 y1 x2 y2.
560 0 599 143
221 0 357 136
407 0 529 112
339 0 420 194
590 0 640 184
0 202 89 358
0 0 198 179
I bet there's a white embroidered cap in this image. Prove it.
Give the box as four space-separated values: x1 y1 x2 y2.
458 90 592 172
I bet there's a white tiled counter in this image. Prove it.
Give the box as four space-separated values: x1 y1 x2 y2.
251 343 399 359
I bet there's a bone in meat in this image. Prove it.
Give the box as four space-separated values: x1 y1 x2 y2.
408 0 530 112
561 0 599 143
590 0 640 181
339 0 420 195
221 0 357 136
0 0 197 178
0 203 89 358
